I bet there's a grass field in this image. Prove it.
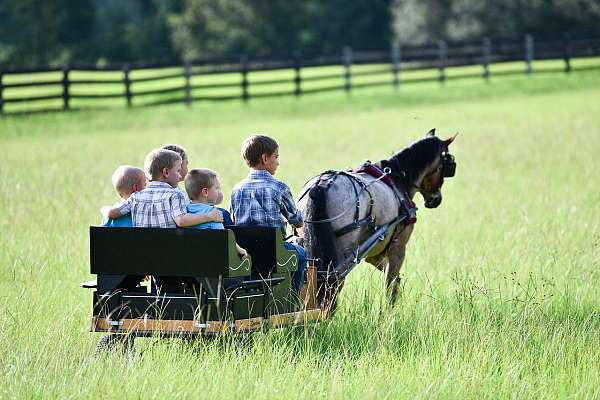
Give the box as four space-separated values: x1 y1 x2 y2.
1 68 599 399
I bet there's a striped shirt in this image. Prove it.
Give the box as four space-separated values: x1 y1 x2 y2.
117 181 187 228
231 170 303 229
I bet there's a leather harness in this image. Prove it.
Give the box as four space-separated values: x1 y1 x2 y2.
300 161 418 239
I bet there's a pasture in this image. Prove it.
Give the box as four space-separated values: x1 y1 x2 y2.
0 69 599 399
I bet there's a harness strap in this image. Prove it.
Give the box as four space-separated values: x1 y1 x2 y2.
334 215 375 238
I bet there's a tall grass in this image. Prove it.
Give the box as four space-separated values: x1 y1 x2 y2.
0 70 599 399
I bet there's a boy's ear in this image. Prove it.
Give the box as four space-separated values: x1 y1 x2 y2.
161 167 169 177
201 187 209 197
260 153 268 165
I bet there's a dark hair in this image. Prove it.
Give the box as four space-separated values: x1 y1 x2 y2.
241 135 278 167
144 149 182 180
185 168 218 200
162 144 188 161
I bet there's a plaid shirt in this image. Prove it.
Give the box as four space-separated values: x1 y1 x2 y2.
231 170 303 228
118 181 187 228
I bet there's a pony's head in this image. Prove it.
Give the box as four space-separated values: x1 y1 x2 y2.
381 128 457 208
417 129 457 208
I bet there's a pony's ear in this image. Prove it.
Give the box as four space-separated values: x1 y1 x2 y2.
444 133 458 148
426 128 436 137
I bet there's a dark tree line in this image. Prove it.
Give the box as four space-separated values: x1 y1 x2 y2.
1 0 598 69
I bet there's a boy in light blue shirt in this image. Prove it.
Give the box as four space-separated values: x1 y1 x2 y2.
185 168 247 259
102 165 146 227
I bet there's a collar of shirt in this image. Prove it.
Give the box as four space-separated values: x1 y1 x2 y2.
248 169 273 180
148 181 174 189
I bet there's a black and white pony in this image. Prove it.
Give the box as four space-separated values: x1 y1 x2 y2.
297 129 457 311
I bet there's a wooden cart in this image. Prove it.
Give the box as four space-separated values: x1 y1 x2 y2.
83 226 323 351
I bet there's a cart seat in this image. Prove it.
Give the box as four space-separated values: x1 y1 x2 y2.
89 226 250 278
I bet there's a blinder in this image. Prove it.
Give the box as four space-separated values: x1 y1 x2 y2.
441 153 456 178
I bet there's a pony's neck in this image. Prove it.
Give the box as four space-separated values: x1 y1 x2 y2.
381 137 441 199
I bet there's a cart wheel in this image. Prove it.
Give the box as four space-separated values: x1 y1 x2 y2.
95 334 135 355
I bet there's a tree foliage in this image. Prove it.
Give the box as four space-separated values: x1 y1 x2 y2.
0 0 598 68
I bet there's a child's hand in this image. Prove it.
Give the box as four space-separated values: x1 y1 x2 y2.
208 208 224 222
237 246 248 260
100 206 112 218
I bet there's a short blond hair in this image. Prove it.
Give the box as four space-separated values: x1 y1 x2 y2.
162 144 188 161
185 168 218 200
144 149 181 180
111 165 145 197
241 134 278 167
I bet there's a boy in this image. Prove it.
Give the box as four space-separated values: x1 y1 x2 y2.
185 168 247 259
162 143 189 183
102 148 223 228
231 134 307 295
163 143 233 225
102 165 146 227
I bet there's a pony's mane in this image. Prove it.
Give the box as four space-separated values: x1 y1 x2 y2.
382 136 443 186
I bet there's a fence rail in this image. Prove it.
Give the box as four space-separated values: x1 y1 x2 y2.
1 35 600 115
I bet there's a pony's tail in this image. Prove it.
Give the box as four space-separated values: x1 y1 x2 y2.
304 183 338 275
304 179 346 314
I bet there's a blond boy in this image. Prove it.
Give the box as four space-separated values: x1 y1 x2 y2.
185 168 247 259
102 165 146 227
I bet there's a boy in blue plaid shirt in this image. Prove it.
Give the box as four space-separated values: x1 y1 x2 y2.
231 135 307 296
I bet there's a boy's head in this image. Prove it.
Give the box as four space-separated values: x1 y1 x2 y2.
185 168 223 205
144 149 182 188
162 144 188 180
111 165 146 199
241 134 279 175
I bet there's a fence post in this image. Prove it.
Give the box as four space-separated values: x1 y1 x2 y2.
438 40 447 84
343 46 352 94
184 60 192 107
563 35 571 73
482 37 491 80
525 34 534 75
293 51 302 97
0 68 3 116
62 65 70 111
391 43 401 90
240 54 249 102
123 64 132 107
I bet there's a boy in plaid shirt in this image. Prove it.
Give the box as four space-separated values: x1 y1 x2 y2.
231 135 307 295
102 149 222 228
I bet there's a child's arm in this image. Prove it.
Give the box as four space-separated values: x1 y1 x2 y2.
174 208 224 227
101 198 132 220
280 185 304 228
101 206 123 220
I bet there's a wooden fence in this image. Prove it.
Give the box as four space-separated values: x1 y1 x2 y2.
1 35 600 115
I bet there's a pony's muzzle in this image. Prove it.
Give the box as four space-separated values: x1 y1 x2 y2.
424 193 442 208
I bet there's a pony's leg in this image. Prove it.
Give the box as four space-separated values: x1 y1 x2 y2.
385 225 414 303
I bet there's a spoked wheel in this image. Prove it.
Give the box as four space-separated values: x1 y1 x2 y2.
95 334 135 355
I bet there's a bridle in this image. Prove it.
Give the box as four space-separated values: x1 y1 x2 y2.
383 151 456 194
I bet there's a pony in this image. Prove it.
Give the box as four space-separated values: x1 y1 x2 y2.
297 129 457 311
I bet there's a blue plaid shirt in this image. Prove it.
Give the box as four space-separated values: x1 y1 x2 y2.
231 170 303 228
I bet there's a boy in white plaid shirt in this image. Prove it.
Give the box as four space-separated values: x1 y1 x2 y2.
102 149 222 228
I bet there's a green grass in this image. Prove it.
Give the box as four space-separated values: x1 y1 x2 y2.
1 68 600 399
